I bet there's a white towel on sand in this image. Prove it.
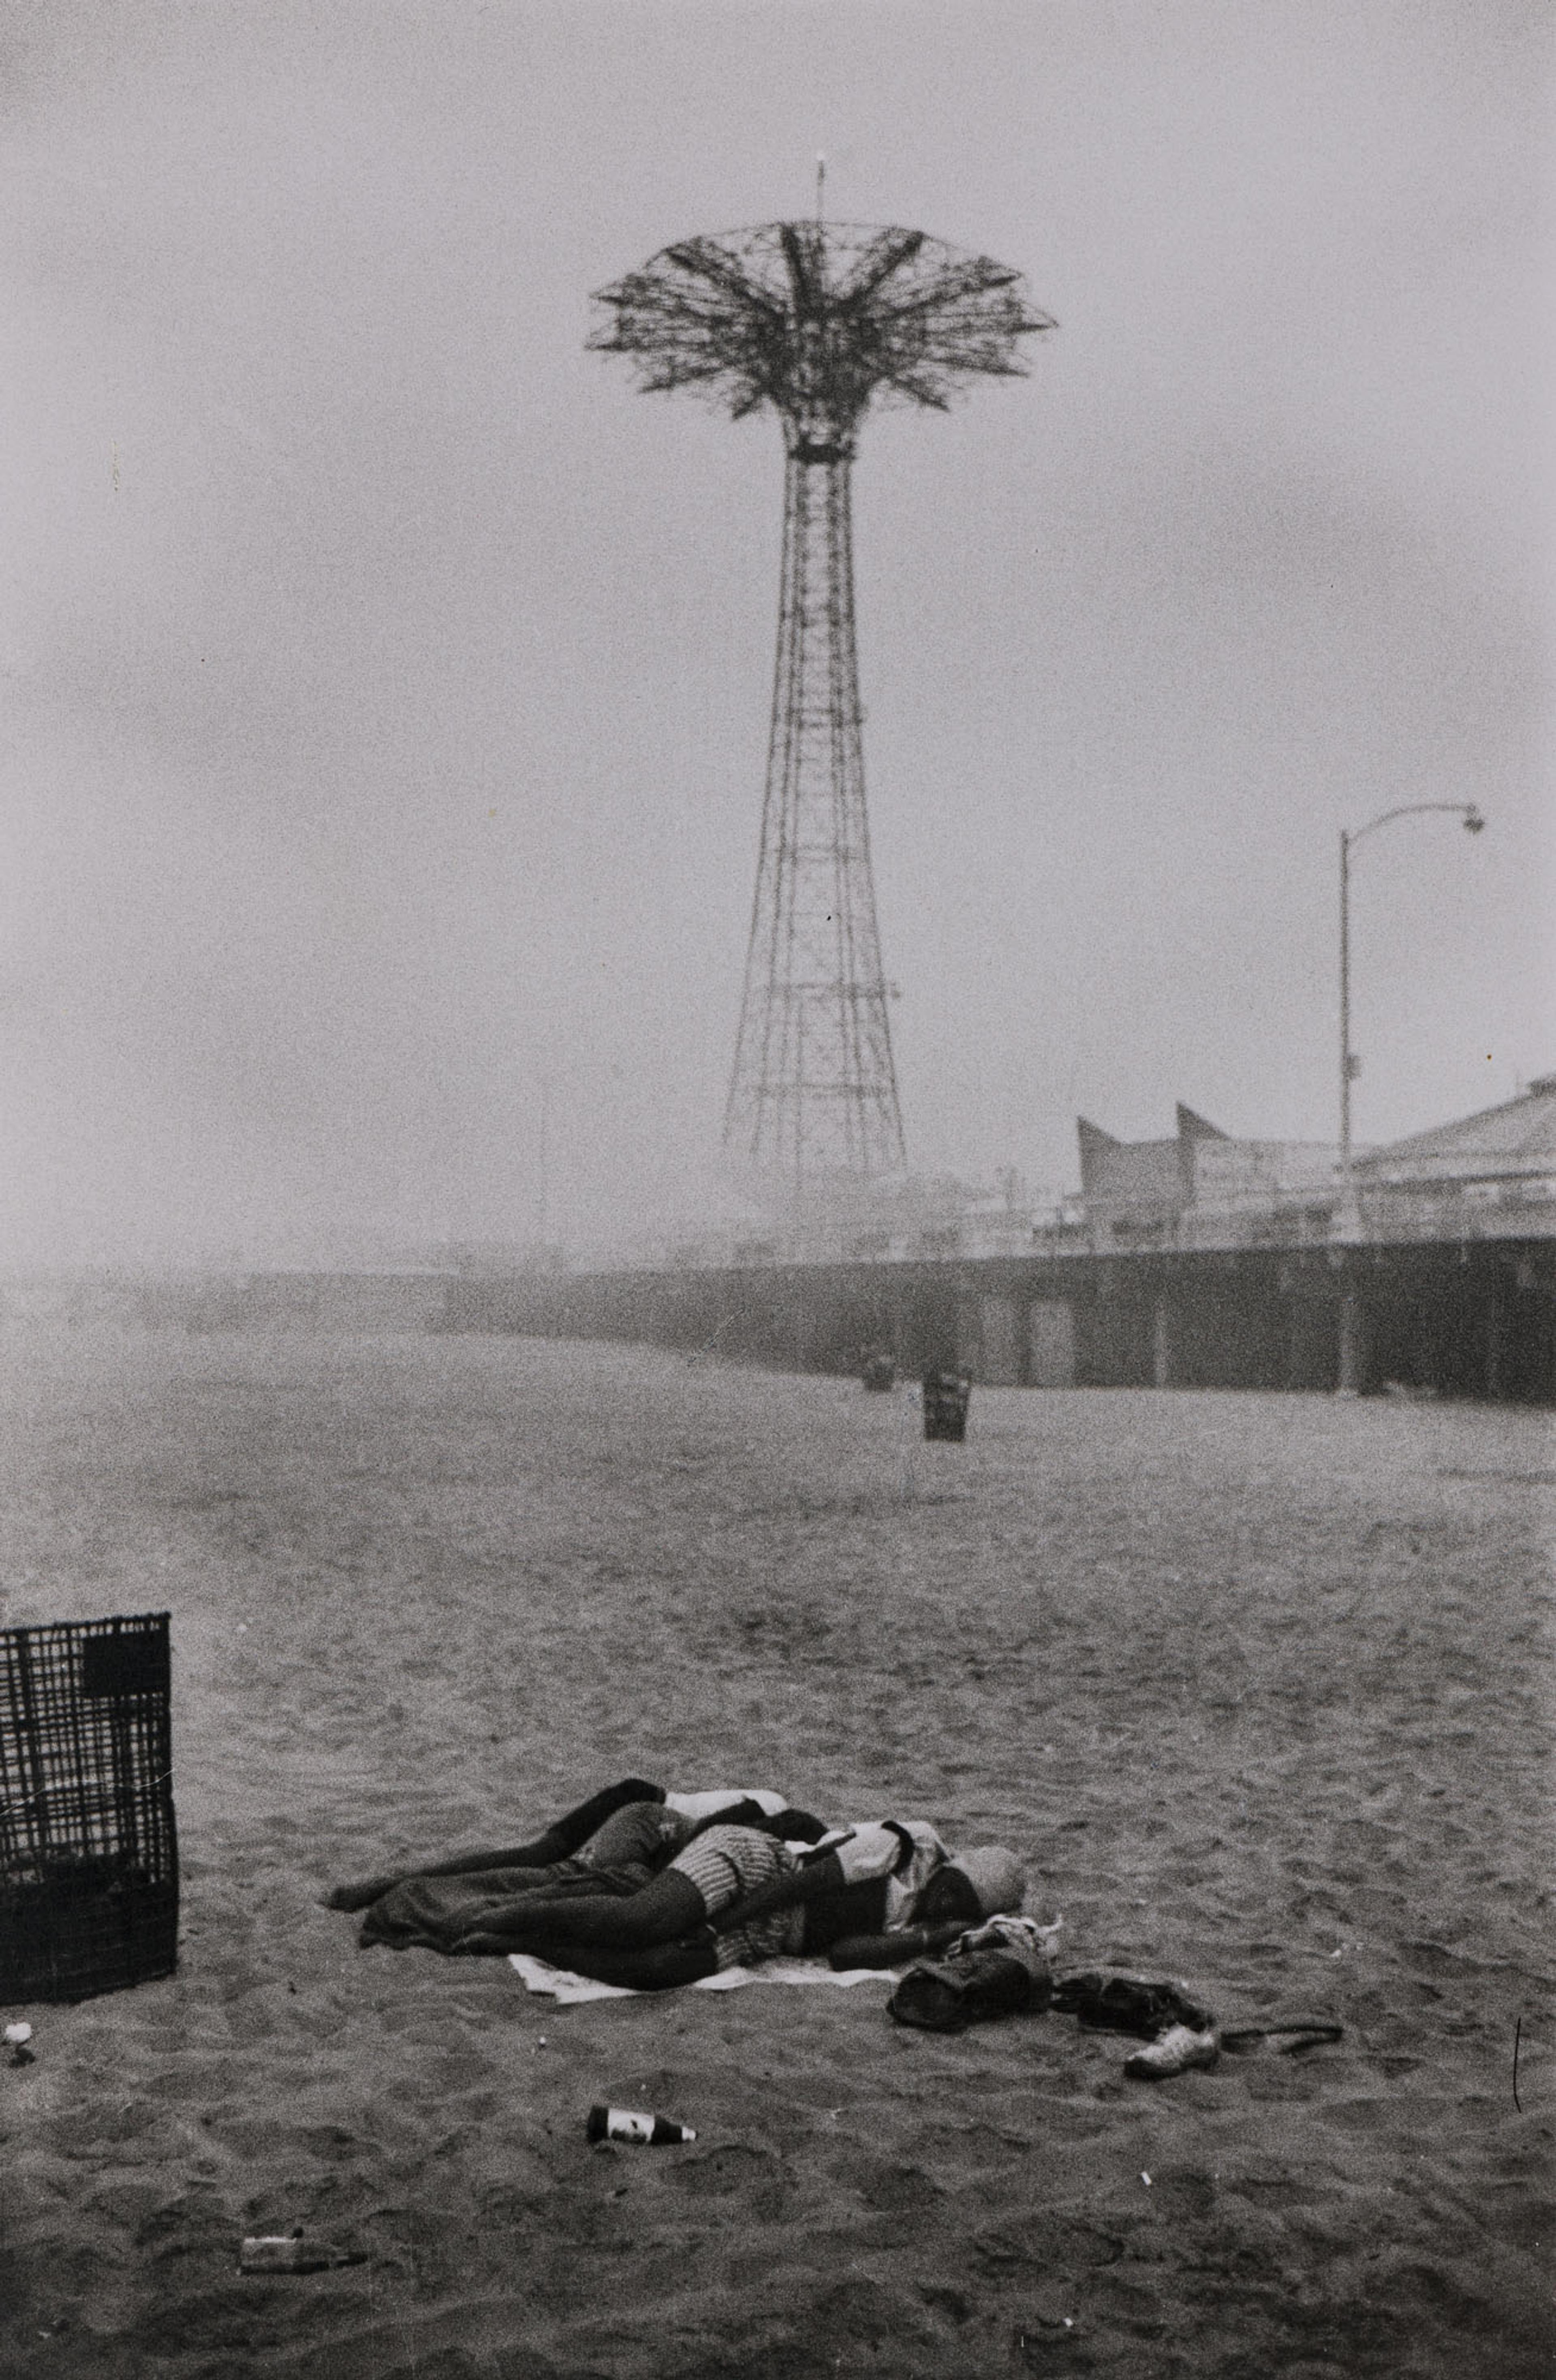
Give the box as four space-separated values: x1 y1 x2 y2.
508 1952 891 2004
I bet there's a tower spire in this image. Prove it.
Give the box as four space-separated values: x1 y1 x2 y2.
590 217 1053 1190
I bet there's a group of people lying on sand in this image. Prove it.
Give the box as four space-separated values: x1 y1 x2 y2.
325 1779 1339 2078
325 1776 1027 1991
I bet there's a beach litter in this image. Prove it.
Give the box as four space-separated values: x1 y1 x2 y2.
6 2021 35 2065
239 2234 368 2275
1220 2021 1344 2057
883 1962 1250 2078
587 2104 696 2146
1124 2020 1220 2078
1051 1969 1222 2074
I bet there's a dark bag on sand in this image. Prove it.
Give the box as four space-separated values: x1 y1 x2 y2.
889 1937 1053 2033
1051 1972 1213 2038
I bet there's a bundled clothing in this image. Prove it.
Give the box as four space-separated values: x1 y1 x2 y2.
889 1917 1056 2032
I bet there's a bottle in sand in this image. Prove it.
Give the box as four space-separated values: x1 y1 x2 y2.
586 2103 696 2145
239 2234 365 2273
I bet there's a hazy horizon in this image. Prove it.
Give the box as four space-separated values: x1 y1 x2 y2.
4 1 1551 1267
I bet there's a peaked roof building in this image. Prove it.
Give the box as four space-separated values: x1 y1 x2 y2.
1077 1105 1342 1241
1358 1075 1556 1189
1076 1104 1227 1218
1072 1078 1556 1250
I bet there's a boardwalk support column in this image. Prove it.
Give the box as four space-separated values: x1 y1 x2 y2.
1336 1291 1365 1397
1152 1296 1174 1389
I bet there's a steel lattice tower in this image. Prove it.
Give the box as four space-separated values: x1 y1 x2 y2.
591 217 1052 1188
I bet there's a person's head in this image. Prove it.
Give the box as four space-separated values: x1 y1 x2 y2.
916 1864 983 1927
923 1847 1026 1924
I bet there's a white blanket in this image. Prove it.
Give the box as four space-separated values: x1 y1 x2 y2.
508 1951 893 2005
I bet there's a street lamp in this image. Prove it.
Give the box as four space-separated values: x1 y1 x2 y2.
1338 801 1485 1227
1333 800 1485 1391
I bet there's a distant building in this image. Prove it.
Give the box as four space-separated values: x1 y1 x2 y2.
1356 1074 1556 1231
1071 1079 1556 1257
1077 1105 1345 1244
1075 1107 1201 1236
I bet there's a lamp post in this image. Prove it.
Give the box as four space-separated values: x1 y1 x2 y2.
1333 800 1485 1390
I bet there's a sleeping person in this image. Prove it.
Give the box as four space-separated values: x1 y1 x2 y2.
325 1779 825 1954
440 1816 1028 1989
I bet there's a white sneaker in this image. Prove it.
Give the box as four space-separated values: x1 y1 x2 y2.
1124 2023 1219 2079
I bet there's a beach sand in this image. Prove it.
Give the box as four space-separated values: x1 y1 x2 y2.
0 1325 1550 2378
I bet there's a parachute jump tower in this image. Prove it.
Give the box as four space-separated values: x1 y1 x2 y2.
591 208 1052 1190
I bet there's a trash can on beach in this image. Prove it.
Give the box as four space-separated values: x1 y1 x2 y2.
921 1370 972 1442
0 1613 178 2003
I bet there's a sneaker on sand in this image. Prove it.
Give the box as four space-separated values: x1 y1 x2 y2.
1124 2023 1219 2079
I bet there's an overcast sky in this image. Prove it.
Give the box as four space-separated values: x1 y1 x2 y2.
2 0 1551 1264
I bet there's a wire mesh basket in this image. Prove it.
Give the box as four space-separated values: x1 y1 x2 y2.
0 1612 178 2003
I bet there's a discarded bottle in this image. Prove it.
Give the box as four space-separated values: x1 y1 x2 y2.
239 2235 365 2274
586 2104 696 2146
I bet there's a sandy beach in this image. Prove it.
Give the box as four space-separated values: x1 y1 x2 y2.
0 1324 1550 2378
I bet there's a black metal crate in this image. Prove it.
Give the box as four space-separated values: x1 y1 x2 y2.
0 1613 178 2003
